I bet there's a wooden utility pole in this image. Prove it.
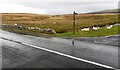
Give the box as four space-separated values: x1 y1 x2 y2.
73 11 77 34
72 11 77 46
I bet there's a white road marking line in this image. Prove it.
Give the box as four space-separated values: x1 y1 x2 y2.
21 43 116 69
1 37 117 69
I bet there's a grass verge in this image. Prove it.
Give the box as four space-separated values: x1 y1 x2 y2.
2 26 119 37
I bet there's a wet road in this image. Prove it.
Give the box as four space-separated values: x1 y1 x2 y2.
0 30 119 69
0 37 2 69
65 34 120 46
2 39 103 68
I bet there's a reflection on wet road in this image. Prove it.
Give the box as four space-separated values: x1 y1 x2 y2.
0 30 119 69
65 34 120 46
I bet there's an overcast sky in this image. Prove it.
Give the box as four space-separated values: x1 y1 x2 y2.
0 0 119 15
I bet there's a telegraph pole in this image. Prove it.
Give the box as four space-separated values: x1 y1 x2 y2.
73 11 77 34
72 11 77 46
73 11 75 34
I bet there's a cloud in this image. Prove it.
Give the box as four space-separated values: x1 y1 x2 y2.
0 2 118 15
0 0 119 2
16 2 118 14
0 3 46 14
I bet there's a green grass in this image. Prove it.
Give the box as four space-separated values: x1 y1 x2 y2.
53 26 119 37
2 25 119 37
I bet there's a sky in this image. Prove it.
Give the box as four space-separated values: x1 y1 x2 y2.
0 0 119 15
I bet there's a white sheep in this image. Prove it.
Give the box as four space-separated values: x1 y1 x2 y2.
53 22 57 24
35 27 39 30
31 27 35 30
92 27 100 30
14 23 17 26
27 27 31 30
81 28 89 31
106 25 113 29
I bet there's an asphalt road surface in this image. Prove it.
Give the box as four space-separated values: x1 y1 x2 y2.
65 34 120 46
2 38 103 68
0 30 119 69
0 37 2 69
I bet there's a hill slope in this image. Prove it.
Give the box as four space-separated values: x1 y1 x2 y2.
88 9 120 14
1 10 119 37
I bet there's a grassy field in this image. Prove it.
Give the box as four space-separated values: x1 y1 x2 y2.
2 13 120 37
53 26 119 37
